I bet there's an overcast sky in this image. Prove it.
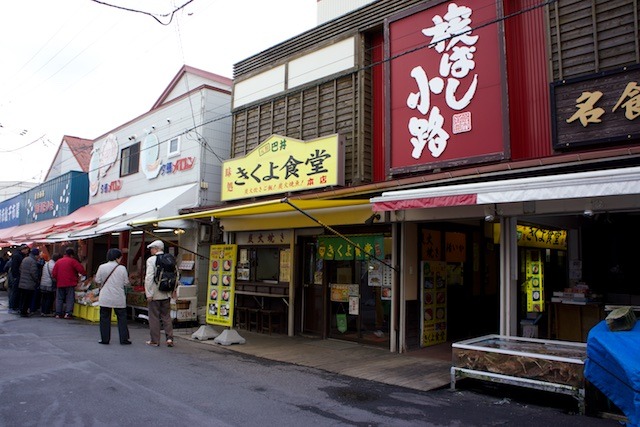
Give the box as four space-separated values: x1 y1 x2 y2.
0 0 316 183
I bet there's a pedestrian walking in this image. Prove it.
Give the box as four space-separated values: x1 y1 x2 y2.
39 253 61 316
52 247 87 319
7 244 30 313
95 248 131 345
18 248 41 317
144 240 174 347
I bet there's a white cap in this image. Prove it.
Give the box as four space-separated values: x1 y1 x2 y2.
147 240 164 250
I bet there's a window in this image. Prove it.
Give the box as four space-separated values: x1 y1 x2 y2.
237 246 288 283
120 142 140 176
168 136 180 158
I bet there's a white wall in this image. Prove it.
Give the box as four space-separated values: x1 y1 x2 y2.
317 0 376 25
89 86 231 207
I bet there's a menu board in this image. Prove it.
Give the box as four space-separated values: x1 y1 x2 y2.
206 244 237 327
525 250 544 313
421 261 447 347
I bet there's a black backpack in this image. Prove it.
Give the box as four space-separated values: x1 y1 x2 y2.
154 253 179 292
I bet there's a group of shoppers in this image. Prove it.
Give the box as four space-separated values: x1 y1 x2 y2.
3 245 86 318
4 240 174 348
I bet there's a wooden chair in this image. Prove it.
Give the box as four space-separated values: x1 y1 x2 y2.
247 308 261 332
235 306 249 330
260 309 284 335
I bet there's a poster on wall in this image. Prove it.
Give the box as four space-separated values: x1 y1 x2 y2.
422 261 447 346
525 250 544 313
206 244 238 327
348 296 359 315
279 248 291 282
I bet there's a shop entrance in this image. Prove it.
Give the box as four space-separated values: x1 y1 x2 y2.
300 239 325 336
327 260 391 347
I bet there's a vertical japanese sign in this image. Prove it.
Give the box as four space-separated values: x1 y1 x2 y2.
206 244 237 327
422 261 447 346
388 1 505 173
524 250 544 313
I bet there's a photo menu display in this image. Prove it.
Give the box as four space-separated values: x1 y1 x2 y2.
206 244 237 327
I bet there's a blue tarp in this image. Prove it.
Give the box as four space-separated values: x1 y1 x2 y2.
585 320 640 426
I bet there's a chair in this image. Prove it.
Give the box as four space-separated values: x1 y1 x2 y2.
235 306 249 330
247 308 261 332
260 309 284 335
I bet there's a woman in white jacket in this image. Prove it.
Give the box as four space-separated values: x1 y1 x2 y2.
95 248 131 345
39 253 61 316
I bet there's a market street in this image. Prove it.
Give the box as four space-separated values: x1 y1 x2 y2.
0 294 616 427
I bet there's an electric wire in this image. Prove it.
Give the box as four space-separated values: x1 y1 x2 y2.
0 0 555 196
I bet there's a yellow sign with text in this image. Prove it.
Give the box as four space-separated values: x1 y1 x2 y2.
221 134 344 201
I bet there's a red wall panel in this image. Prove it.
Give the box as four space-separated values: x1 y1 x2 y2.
504 0 552 160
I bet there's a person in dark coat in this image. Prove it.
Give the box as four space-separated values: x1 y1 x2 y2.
18 248 41 317
8 245 30 314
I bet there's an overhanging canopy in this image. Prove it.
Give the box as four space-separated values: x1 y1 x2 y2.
0 198 126 245
131 198 373 232
371 166 640 211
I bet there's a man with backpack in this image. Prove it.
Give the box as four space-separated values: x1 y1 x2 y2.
144 240 175 347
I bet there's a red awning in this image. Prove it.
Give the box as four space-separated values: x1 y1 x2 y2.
0 198 127 245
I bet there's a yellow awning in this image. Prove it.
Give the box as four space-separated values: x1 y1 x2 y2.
130 198 374 231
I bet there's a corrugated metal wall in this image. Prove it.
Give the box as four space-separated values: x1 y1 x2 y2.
504 0 552 160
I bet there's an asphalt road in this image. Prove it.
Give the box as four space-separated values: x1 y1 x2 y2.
0 295 617 426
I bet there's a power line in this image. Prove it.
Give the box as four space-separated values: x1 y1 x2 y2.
89 0 196 25
0 0 555 197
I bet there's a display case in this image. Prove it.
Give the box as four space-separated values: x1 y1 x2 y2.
451 335 587 413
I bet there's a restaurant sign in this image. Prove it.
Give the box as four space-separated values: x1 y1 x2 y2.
552 65 640 149
317 235 384 261
221 134 344 201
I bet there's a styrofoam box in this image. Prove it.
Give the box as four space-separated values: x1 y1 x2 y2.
177 285 197 298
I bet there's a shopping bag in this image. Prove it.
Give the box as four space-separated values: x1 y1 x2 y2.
336 313 347 333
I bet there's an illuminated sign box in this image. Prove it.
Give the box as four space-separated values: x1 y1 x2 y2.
221 134 344 201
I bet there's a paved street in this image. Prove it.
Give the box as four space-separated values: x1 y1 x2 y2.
0 293 617 427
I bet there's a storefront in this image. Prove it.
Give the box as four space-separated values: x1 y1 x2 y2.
371 165 640 347
154 197 386 344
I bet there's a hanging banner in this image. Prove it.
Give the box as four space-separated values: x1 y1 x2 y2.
206 244 238 327
317 235 384 261
525 250 544 313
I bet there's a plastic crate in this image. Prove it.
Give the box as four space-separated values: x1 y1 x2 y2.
73 304 117 322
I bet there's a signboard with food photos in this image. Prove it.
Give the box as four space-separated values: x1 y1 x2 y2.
206 244 238 327
421 261 447 347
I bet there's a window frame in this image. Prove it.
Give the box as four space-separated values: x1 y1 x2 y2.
120 141 140 177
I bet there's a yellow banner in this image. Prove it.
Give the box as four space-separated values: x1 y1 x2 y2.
221 134 343 201
493 224 567 250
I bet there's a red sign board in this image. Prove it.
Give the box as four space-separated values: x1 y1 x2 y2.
388 0 506 173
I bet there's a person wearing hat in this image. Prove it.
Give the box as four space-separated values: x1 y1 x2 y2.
7 244 30 314
18 248 41 317
144 240 174 347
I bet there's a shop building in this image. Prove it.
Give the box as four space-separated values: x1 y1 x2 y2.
2 65 233 323
133 1 640 353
